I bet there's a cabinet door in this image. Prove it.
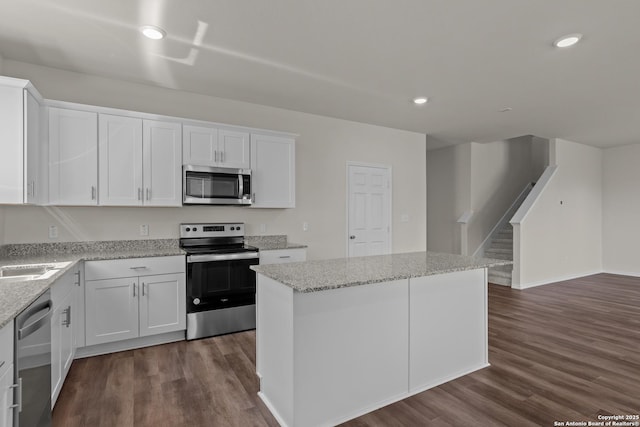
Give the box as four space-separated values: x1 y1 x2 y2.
0 84 24 204
24 90 41 204
183 124 217 166
99 114 143 206
85 277 139 346
250 134 296 208
218 129 250 169
143 120 182 206
51 291 73 407
49 108 98 205
139 273 186 337
0 364 13 427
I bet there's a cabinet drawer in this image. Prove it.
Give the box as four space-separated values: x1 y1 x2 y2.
85 256 185 281
259 248 306 265
0 320 13 374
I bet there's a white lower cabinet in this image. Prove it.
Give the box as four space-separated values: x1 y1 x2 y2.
51 264 82 407
0 320 14 427
84 256 186 347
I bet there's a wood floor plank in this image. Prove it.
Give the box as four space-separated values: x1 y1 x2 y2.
53 273 640 426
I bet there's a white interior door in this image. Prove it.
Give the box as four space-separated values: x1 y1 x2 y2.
348 163 391 257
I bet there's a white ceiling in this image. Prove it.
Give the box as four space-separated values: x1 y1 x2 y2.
1 0 639 149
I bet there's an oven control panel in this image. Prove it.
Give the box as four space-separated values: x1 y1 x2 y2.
180 223 244 238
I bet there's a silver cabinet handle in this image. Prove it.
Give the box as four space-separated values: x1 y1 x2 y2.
129 266 147 270
350 235 356 239
91 186 96 200
146 188 150 200
74 271 81 286
279 256 291 259
62 306 71 328
221 151 225 163
214 150 218 162
142 282 146 296
133 283 137 297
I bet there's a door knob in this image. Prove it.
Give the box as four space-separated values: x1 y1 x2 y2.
349 235 356 239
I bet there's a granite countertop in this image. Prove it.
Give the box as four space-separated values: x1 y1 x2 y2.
245 235 307 251
251 251 512 293
0 239 185 329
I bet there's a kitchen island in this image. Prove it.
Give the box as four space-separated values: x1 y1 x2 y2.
251 251 510 427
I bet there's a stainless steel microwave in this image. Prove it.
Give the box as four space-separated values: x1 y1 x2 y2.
183 165 252 205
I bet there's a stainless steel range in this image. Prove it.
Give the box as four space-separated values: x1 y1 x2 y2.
180 223 259 340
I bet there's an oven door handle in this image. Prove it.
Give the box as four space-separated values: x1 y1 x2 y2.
187 252 259 263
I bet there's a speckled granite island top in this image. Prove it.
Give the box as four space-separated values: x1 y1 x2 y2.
251 251 511 292
0 239 185 329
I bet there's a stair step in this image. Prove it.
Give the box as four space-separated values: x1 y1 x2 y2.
490 264 512 273
488 274 512 286
489 242 512 250
484 251 512 260
486 247 512 255
488 269 511 278
493 238 513 244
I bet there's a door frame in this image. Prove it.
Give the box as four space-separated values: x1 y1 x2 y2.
346 161 393 257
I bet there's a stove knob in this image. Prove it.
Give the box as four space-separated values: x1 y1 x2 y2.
185 227 191 232
193 298 201 305
230 227 235 230
193 227 198 231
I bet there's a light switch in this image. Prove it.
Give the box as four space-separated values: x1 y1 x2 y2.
49 225 58 239
303 222 309 232
140 224 149 236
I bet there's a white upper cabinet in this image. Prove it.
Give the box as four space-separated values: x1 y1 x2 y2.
218 129 250 169
183 125 217 166
99 114 143 206
183 125 250 169
0 77 44 205
49 107 98 205
143 120 182 206
251 134 296 208
99 115 182 207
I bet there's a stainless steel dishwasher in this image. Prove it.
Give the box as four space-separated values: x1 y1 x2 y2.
14 289 52 427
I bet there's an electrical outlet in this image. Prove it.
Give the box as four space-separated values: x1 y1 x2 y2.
140 224 149 236
48 225 58 239
303 222 309 232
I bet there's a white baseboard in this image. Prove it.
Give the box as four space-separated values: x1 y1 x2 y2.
513 270 604 290
258 392 290 427
602 270 640 278
75 330 185 358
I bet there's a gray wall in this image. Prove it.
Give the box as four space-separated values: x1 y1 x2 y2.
1 60 427 260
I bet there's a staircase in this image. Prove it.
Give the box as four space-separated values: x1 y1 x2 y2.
486 225 514 286
484 183 535 287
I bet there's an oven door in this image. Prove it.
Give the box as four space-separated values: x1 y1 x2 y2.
183 165 252 205
186 252 259 312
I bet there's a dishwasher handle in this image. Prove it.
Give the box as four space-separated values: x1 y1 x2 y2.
17 300 53 340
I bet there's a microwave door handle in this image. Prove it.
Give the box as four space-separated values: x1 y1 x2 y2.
238 174 243 198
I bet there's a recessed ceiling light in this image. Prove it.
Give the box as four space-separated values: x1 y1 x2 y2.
554 33 582 48
413 97 428 105
141 25 166 40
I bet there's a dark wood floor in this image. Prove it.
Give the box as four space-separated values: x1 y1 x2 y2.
53 273 640 426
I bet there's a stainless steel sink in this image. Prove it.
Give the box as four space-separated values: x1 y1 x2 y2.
0 262 72 281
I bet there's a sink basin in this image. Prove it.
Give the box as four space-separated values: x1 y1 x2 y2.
0 262 72 282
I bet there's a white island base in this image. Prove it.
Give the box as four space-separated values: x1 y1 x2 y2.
256 268 489 427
